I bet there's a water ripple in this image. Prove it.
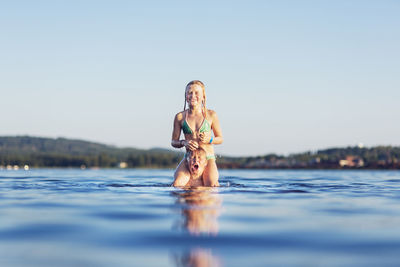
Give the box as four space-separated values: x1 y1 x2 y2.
1 169 400 266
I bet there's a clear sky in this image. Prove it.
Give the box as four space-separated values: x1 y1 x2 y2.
1 0 399 156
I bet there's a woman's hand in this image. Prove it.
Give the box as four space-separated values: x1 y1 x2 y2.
184 140 199 151
199 132 212 144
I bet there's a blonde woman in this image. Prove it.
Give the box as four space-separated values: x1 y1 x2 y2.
171 80 223 187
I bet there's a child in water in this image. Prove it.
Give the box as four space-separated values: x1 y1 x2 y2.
183 148 208 187
171 80 223 187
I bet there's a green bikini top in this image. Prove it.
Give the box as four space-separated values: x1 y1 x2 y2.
182 112 211 135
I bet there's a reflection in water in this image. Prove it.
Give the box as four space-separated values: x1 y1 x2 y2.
175 188 222 235
173 248 222 267
172 188 222 267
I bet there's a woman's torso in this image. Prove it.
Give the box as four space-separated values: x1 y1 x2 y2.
181 109 214 155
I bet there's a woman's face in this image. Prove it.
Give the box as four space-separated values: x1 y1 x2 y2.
186 84 204 107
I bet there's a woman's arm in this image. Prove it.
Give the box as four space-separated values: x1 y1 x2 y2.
171 113 185 148
210 110 223 145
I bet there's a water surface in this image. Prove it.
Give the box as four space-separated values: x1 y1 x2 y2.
1 169 400 266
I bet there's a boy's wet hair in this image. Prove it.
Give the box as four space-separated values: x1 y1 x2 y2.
186 147 207 160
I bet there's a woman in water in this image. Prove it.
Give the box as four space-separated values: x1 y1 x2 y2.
171 80 223 187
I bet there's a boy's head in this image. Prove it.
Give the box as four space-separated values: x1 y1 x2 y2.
186 148 208 177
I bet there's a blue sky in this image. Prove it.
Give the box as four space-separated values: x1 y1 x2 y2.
1 1 399 156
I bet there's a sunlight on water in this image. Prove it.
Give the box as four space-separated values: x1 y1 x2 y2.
1 169 400 266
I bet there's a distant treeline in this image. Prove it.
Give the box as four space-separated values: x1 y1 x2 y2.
217 146 400 169
0 136 183 168
0 152 183 168
1 136 400 169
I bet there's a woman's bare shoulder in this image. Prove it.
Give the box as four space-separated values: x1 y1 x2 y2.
206 109 218 118
175 111 185 121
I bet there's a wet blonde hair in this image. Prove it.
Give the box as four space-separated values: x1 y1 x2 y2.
185 147 207 161
184 80 207 118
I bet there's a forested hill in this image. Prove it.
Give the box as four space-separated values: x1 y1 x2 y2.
217 145 400 169
0 136 182 168
1 136 400 169
0 136 129 155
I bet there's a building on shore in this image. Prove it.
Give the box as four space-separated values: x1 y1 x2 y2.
339 156 364 167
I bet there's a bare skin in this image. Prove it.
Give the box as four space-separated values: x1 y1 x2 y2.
174 149 208 187
171 83 223 187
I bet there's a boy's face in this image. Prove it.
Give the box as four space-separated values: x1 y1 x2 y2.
187 151 207 177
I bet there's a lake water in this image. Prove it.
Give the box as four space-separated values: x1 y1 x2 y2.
1 169 400 267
